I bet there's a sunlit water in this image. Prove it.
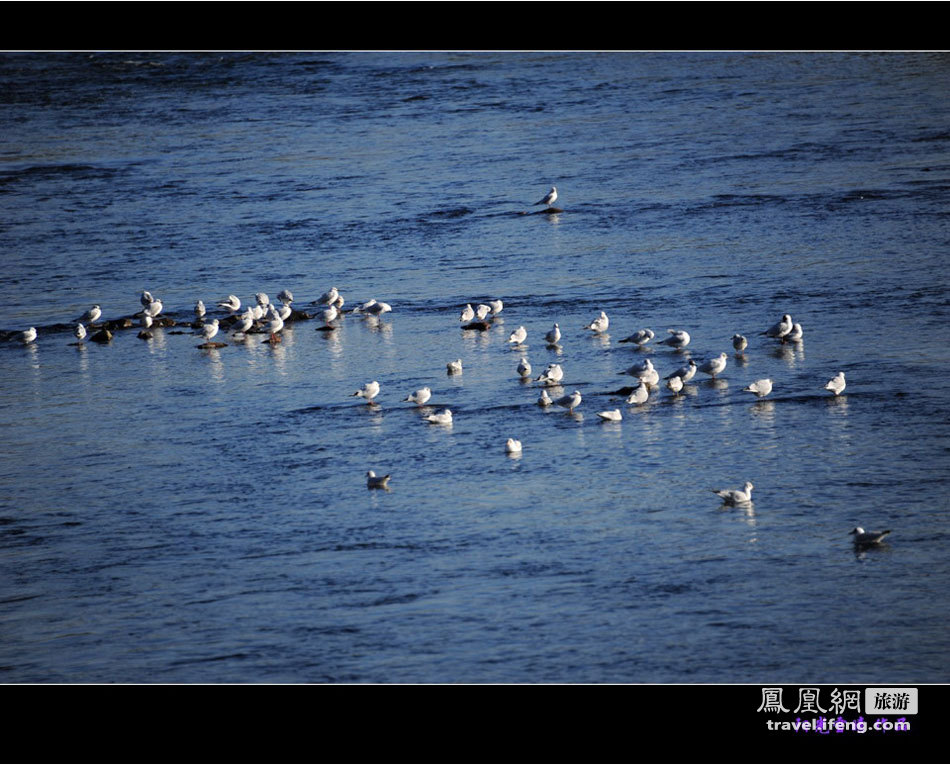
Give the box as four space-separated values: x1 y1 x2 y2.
1 52 949 683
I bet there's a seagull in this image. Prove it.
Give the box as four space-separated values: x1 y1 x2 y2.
140 313 153 330
20 327 37 344
197 319 220 344
74 323 86 342
446 359 463 375
426 408 453 425
624 359 659 386
597 409 622 422
699 353 728 378
763 313 793 339
195 299 206 319
321 305 339 326
825 372 846 396
332 293 345 310
658 329 690 349
538 389 553 407
353 380 380 402
404 387 432 406
517 357 532 379
231 311 254 337
712 481 754 505
545 323 561 345
622 358 653 376
140 291 154 308
475 304 492 321
366 470 391 490
783 323 804 343
218 295 241 313
666 375 684 395
505 438 523 453
535 362 564 386
276 303 292 321
250 303 265 321
319 287 339 306
850 527 891 545
255 292 270 309
459 304 475 323
743 378 773 397
277 289 294 306
264 307 284 340
489 299 504 316
583 311 609 333
508 325 527 345
732 334 747 353
619 329 655 346
143 298 163 318
665 359 697 383
357 299 392 316
626 381 650 405
79 305 102 324
554 390 582 413
533 185 558 207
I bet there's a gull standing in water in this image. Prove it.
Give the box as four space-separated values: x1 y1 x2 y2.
665 359 697 384
619 329 654 346
783 323 804 343
535 362 564 386
475 304 492 321
446 359 463 375
231 310 254 338
554 390 582 413
489 299 504 316
459 304 475 323
319 287 339 306
545 323 561 345
658 329 690 349
508 325 527 345
597 409 622 422
825 372 846 396
850 527 891 546
533 185 557 207
763 313 793 339
699 352 728 379
743 378 773 397
366 470 391 490
79 305 102 324
538 389 553 407
666 375 684 395
426 408 453 425
712 481 754 505
626 381 651 405
194 300 206 320
732 334 748 353
404 387 432 406
74 323 87 342
353 380 380 403
517 357 532 379
583 311 609 333
264 305 284 341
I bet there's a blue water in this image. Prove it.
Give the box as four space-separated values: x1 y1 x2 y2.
1 51 949 683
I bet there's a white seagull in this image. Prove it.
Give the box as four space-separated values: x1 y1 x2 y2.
850 527 891 545
658 329 690 349
508 325 527 345
353 380 381 402
489 299 504 316
319 287 339 306
218 295 241 313
665 359 697 383
626 381 651 405
533 185 558 207
197 319 220 344
712 481 754 505
426 408 453 425
140 291 154 308
255 292 270 309
446 359 463 375
597 409 622 422
763 313 793 339
743 378 773 397
475 303 492 321
783 323 804 343
459 304 475 323
20 327 37 344
404 387 432 406
195 299 206 319
231 311 254 337
535 362 564 386
538 389 553 407
74 323 86 342
144 298 163 318
366 470 391 490
264 307 284 340
583 311 609 333
825 372 846 396
277 289 294 306
505 438 523 453
358 299 392 316
732 334 748 353
619 329 655 346
666 375 684 395
699 353 728 378
545 323 562 345
79 305 102 324
517 357 532 379
554 390 582 413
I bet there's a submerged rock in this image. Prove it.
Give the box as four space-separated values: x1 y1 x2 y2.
90 329 113 343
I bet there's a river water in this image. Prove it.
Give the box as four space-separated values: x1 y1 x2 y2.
1 51 948 683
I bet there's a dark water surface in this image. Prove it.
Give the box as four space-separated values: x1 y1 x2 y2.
1 52 949 683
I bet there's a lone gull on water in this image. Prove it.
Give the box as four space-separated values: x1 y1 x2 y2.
850 527 891 545
583 311 609 333
743 378 773 397
426 408 453 425
712 481 754 505
353 380 381 403
825 372 846 396
366 470 391 490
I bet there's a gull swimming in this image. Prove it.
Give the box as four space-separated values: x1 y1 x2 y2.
505 438 523 453
533 185 557 207
74 323 86 342
619 329 655 346
825 372 846 396
508 325 527 345
554 390 582 413
426 408 453 425
626 381 650 405
712 481 754 505
197 319 220 344
405 387 432 406
583 311 609 333
699 352 728 378
658 329 690 349
743 378 773 397
538 389 553 407
597 409 622 422
366 470 391 490
535 362 564 386
665 359 697 383
20 327 37 344
195 299 206 319
79 305 102 324
447 359 463 375
850 527 891 545
218 295 241 313
732 334 748 353
353 380 381 403
545 323 561 345
459 304 475 323
517 357 532 379
783 323 804 343
763 313 793 339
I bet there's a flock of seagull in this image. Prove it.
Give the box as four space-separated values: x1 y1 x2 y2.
9 185 884 548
